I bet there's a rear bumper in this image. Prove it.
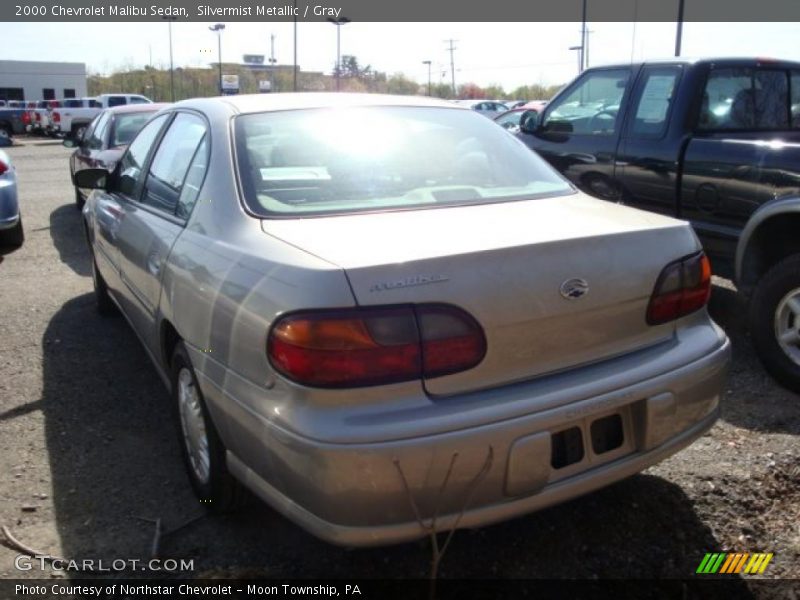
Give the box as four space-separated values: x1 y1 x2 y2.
211 325 730 547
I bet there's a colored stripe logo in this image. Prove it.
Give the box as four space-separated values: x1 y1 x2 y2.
696 553 773 575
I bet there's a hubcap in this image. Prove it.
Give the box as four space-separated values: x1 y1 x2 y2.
177 367 210 485
774 287 800 365
0 129 8 139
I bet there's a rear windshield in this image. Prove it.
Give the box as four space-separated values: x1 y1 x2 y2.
234 106 572 217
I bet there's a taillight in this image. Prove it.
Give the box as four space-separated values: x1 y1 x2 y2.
22 112 30 124
268 304 486 388
52 111 60 123
0 160 7 176
646 252 711 325
35 112 41 122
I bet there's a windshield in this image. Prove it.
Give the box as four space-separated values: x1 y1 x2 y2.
234 106 572 217
111 111 155 147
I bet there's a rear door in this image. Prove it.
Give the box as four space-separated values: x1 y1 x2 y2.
680 64 800 276
615 64 685 216
519 67 634 201
114 111 209 352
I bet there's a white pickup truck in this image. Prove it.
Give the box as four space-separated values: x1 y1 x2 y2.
52 93 152 138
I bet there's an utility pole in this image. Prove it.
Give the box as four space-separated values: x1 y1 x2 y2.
292 0 298 91
445 39 457 97
163 16 177 101
208 23 226 95
675 0 685 56
269 32 277 92
581 0 587 72
422 60 432 96
328 17 350 92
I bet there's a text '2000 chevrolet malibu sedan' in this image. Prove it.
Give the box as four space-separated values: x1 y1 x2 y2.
75 93 731 546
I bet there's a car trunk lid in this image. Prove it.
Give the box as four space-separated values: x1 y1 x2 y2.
261 194 698 396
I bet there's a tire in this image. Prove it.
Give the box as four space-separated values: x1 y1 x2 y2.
171 342 247 512
750 254 800 392
75 186 84 209
90 252 116 316
0 217 24 247
71 125 86 140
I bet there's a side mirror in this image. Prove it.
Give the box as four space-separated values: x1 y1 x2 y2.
519 110 541 134
62 138 77 148
74 168 109 190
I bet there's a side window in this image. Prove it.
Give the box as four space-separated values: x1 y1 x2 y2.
176 136 209 220
116 114 170 197
107 96 126 107
630 66 681 139
87 112 111 149
791 71 800 128
543 68 630 135
129 96 149 104
699 67 789 131
142 113 208 214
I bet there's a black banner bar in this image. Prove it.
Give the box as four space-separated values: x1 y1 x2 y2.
3 0 800 22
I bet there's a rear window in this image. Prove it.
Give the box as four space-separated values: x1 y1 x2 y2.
234 106 572 217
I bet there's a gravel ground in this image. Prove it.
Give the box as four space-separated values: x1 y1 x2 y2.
0 141 798 594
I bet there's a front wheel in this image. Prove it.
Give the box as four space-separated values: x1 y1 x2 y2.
0 217 24 247
750 254 800 392
171 342 247 512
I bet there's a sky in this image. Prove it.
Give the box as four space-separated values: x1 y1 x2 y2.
2 21 799 90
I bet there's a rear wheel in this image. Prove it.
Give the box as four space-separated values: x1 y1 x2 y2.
171 342 247 512
0 217 23 247
750 254 800 392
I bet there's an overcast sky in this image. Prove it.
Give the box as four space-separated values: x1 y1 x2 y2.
2 22 799 90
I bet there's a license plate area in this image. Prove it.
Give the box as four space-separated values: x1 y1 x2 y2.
548 407 635 482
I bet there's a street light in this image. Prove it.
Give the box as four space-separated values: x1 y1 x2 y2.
422 60 432 96
569 45 583 75
208 23 226 95
327 17 350 91
163 16 177 101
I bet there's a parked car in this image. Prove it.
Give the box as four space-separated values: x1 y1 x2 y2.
494 108 527 131
65 103 168 207
494 101 550 132
0 149 23 247
51 98 101 139
455 99 510 118
76 93 730 546
55 94 151 139
517 57 800 391
0 105 26 143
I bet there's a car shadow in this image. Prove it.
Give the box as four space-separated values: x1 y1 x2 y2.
40 294 751 590
49 203 90 277
708 281 800 435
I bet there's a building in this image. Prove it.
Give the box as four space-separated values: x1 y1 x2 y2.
0 61 88 102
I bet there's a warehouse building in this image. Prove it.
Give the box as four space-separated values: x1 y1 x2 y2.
0 60 87 102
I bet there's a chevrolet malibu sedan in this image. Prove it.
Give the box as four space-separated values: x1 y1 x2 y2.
75 93 730 547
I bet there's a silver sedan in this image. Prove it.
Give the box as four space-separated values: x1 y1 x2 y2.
0 149 23 247
76 93 730 547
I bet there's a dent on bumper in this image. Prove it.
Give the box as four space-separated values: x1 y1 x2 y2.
220 336 730 547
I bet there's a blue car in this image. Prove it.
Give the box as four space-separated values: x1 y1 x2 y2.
0 149 23 247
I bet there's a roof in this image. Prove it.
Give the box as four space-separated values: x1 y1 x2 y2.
106 102 170 115
177 92 464 115
590 56 800 70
